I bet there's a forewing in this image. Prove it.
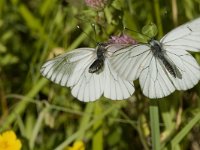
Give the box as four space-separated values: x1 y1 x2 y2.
161 17 200 52
139 52 175 99
103 59 135 100
111 44 151 81
40 48 95 87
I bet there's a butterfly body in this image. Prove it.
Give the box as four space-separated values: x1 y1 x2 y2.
89 43 106 73
149 39 179 78
160 56 177 78
149 39 163 55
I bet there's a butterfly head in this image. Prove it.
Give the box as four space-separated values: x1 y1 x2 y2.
149 38 159 46
97 42 108 48
149 38 163 53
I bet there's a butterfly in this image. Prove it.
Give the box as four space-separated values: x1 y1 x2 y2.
40 42 135 102
111 17 200 99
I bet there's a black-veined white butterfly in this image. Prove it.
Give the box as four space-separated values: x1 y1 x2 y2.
40 41 135 102
111 17 200 99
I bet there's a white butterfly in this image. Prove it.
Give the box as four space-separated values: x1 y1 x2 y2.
111 17 200 99
40 42 135 102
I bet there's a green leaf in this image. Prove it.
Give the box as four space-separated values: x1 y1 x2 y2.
142 22 158 38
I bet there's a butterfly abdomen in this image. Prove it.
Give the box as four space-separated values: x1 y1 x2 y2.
150 39 178 78
89 43 107 73
89 59 104 73
160 56 177 78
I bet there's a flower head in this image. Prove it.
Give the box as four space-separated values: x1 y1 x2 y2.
0 130 22 150
108 35 137 45
66 140 85 150
85 0 108 10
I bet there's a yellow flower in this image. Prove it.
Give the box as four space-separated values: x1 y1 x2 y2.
66 140 85 150
0 130 22 150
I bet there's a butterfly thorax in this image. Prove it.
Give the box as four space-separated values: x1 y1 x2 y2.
149 39 178 78
149 39 163 56
89 43 107 73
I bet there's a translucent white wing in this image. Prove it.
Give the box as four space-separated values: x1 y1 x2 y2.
71 57 135 102
139 48 200 98
103 59 135 100
110 44 151 81
109 18 200 99
70 62 104 102
161 17 200 52
139 52 176 98
110 43 199 99
105 43 132 54
164 48 200 90
41 44 135 102
40 48 95 87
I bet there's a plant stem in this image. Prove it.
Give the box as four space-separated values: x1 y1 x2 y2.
149 100 160 150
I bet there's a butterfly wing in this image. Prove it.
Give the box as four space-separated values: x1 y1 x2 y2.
109 18 200 99
70 63 104 102
103 59 135 100
41 48 105 102
41 45 135 102
71 50 135 102
111 45 199 99
140 48 200 98
110 44 151 81
40 48 95 87
161 17 200 52
138 50 176 98
139 47 200 98
164 48 200 90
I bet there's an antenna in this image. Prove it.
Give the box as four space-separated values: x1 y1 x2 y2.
91 23 98 43
76 25 97 44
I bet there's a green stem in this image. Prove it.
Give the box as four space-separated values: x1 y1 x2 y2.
92 102 103 150
149 100 160 150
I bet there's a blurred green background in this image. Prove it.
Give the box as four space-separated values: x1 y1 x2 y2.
0 0 200 149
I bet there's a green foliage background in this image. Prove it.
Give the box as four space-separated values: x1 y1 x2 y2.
0 0 200 149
